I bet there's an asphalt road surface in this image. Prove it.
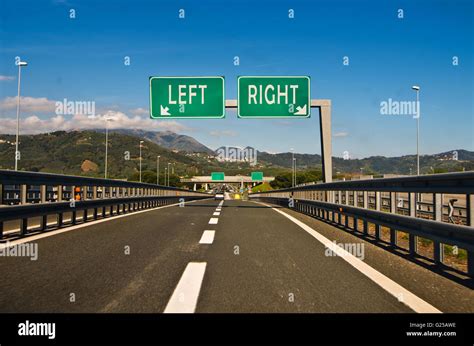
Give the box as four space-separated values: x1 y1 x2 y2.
1 199 473 313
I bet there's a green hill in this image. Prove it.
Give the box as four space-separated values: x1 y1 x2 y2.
0 131 198 180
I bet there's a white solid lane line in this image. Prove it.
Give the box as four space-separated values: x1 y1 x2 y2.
1 199 211 248
256 202 441 313
209 218 219 224
213 212 220 216
199 230 215 244
164 262 207 313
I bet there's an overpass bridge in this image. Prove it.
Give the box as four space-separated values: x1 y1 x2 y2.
181 175 275 190
0 169 473 313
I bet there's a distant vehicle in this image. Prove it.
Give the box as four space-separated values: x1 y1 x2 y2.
214 193 224 200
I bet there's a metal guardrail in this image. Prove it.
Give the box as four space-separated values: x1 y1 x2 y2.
266 171 474 194
250 172 474 277
0 170 210 239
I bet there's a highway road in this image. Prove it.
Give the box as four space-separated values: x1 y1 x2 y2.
0 199 473 313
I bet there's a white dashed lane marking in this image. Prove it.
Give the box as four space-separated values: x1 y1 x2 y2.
208 218 219 225
164 262 207 313
199 230 215 244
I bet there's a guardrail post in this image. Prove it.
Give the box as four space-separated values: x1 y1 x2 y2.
20 184 27 205
20 217 28 236
390 192 397 247
0 183 3 206
40 185 47 230
409 192 418 256
363 191 368 234
57 185 63 202
374 191 381 240
467 194 474 227
433 193 444 265
40 185 46 203
467 194 474 277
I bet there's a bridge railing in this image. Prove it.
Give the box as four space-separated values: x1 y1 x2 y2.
249 172 474 277
0 170 210 240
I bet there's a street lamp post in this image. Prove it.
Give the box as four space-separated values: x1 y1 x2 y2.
139 140 144 182
88 115 113 178
293 157 297 187
290 148 295 188
412 86 420 176
104 117 113 179
164 167 168 186
14 61 27 171
167 162 171 186
157 155 160 185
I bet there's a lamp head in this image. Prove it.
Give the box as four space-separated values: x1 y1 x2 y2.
412 85 420 91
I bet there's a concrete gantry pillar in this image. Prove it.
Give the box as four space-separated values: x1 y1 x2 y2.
223 99 331 183
313 100 332 183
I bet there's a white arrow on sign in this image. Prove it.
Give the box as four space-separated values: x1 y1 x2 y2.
294 105 307 115
160 105 171 116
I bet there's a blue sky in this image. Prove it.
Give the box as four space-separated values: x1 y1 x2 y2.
0 0 472 158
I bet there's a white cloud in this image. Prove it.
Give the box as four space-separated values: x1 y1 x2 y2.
0 96 190 134
334 131 349 137
0 110 190 134
0 96 56 113
130 107 149 116
0 76 15 81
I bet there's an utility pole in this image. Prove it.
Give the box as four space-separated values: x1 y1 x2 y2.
157 155 160 185
14 61 27 171
139 140 144 182
412 85 420 175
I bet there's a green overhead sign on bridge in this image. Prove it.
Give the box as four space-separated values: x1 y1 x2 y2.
211 172 225 181
150 76 225 119
251 172 263 181
238 76 310 118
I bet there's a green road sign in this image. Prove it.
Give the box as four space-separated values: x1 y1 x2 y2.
251 172 263 181
150 76 225 119
211 172 225 181
238 76 310 118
